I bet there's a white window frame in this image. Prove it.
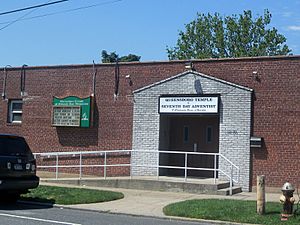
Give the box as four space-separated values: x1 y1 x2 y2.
9 100 23 124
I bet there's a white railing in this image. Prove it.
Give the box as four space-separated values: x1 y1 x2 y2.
33 150 240 195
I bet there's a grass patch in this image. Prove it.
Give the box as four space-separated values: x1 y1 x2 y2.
163 199 300 225
21 185 124 205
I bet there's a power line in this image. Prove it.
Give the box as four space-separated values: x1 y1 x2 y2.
0 0 69 31
0 2 49 31
0 0 122 26
0 0 69 16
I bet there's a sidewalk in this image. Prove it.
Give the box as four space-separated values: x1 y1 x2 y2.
41 181 294 218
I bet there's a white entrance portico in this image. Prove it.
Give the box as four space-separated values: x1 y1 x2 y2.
131 71 253 191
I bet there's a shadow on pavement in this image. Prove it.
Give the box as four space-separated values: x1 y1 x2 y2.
0 198 54 211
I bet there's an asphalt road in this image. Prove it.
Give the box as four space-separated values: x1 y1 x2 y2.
0 202 220 225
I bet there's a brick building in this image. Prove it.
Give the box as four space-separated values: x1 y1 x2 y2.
0 55 299 191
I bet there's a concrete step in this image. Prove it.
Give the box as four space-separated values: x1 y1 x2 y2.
42 177 242 196
217 186 243 195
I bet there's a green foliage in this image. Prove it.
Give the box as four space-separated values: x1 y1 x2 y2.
119 54 141 62
101 50 119 63
167 10 292 60
21 185 124 205
163 199 300 225
101 50 141 63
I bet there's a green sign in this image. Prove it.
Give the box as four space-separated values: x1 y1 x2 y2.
52 96 91 127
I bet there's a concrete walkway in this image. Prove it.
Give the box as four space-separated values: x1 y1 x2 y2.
41 181 298 219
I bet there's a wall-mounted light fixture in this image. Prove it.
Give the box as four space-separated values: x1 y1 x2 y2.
125 74 133 86
185 61 195 71
252 71 260 82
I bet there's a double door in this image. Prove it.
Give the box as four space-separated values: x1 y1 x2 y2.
167 116 219 178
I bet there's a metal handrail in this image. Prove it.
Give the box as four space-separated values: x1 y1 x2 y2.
34 149 131 156
34 149 240 195
219 154 239 170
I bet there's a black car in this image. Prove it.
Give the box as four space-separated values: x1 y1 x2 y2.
0 134 39 201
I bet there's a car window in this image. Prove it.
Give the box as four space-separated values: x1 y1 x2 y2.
0 136 31 156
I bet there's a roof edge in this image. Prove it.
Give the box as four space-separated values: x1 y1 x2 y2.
1 55 300 70
134 70 253 94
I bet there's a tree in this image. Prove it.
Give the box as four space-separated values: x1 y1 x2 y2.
101 50 141 63
167 10 291 60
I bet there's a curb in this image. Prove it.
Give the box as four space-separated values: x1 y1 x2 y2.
18 200 53 207
18 200 259 225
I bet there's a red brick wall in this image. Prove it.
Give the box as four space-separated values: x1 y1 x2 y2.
192 57 300 188
0 56 299 188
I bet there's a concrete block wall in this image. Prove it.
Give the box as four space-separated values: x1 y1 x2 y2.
132 71 252 191
218 89 252 191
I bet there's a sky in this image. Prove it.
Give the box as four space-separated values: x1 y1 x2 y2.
1 0 300 67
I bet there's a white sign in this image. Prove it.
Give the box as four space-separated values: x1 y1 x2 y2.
159 96 218 114
52 106 81 127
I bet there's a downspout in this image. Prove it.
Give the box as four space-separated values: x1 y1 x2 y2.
2 65 11 100
114 59 119 101
90 61 97 127
20 64 28 96
92 60 97 97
